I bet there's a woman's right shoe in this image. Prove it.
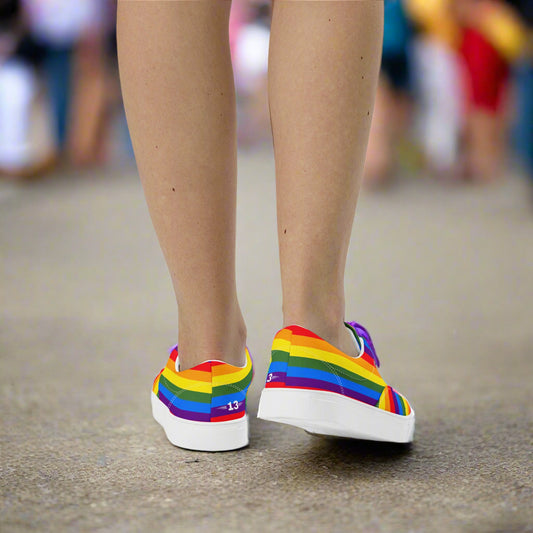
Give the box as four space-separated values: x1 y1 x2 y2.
152 345 253 452
257 322 415 443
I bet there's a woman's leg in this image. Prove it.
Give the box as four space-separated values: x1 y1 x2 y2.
269 0 383 356
117 0 246 370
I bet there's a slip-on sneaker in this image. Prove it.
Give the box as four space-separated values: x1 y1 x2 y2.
152 345 253 451
257 322 414 443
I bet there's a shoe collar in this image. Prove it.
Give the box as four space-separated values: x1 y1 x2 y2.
169 345 250 372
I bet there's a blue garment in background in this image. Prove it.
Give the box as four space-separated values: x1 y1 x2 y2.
43 46 73 150
383 0 412 57
513 61 533 180
381 0 413 92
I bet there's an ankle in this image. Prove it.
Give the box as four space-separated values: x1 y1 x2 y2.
283 314 358 358
177 313 247 370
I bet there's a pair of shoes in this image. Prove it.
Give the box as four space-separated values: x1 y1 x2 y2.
151 322 415 451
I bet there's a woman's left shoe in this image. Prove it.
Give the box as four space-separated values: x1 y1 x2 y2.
257 322 415 443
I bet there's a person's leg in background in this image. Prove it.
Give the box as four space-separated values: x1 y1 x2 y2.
69 32 109 166
465 109 506 182
513 60 533 185
460 27 510 183
365 57 413 188
365 0 413 187
43 46 73 156
364 77 394 187
117 0 245 371
269 0 383 356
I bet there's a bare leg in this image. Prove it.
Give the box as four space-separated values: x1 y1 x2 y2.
69 34 108 166
465 110 505 182
117 0 246 369
269 0 383 356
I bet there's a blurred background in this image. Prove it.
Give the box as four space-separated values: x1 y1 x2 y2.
0 0 531 188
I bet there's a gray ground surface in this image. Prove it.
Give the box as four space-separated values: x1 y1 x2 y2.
1 150 532 532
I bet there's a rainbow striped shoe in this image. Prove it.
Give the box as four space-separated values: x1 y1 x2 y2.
151 345 254 451
257 322 415 443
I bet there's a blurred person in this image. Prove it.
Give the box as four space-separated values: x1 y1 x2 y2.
233 1 270 147
365 0 414 187
454 0 527 182
23 0 102 162
68 0 116 167
0 0 39 177
104 1 135 163
117 0 415 452
406 0 462 179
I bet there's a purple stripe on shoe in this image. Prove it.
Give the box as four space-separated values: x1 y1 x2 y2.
392 389 401 415
267 371 286 384
211 400 246 418
284 376 377 406
347 321 380 367
168 344 178 355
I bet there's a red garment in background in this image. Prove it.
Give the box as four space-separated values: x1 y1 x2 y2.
460 27 509 113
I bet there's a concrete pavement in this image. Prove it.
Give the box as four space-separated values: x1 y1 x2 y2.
1 150 532 532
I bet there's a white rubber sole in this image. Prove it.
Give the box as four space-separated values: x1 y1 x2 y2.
151 392 249 452
257 388 415 443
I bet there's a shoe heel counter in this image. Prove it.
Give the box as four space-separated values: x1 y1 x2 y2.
265 328 292 387
210 353 253 422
